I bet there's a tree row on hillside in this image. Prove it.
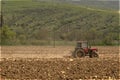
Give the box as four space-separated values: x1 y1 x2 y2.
0 25 119 45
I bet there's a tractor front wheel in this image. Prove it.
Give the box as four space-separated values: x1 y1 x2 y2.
89 51 99 58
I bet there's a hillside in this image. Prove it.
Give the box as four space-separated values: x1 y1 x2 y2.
54 0 119 11
0 0 119 45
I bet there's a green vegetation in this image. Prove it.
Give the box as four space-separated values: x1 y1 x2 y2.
0 0 119 45
55 0 118 11
0 26 16 45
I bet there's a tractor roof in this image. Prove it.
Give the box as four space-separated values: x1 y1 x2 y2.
77 41 87 43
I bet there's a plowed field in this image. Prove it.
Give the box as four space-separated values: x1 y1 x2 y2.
0 46 120 79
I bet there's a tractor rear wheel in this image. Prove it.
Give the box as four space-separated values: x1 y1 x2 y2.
74 49 85 58
89 51 99 58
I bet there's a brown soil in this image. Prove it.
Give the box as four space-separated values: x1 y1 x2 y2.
0 58 119 79
0 46 120 79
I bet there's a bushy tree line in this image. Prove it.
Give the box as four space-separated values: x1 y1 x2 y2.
0 25 119 45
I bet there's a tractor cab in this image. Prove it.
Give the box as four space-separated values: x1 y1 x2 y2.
76 41 89 48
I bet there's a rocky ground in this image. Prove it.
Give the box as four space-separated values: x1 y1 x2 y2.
0 46 119 80
0 57 119 80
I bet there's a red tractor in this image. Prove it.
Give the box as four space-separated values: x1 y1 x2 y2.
72 41 99 58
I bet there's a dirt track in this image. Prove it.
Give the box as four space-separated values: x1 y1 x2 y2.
0 46 120 79
1 46 119 58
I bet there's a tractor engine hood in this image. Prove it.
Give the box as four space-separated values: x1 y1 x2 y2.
91 48 98 51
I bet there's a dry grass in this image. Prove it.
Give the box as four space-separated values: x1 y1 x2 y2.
0 46 119 58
